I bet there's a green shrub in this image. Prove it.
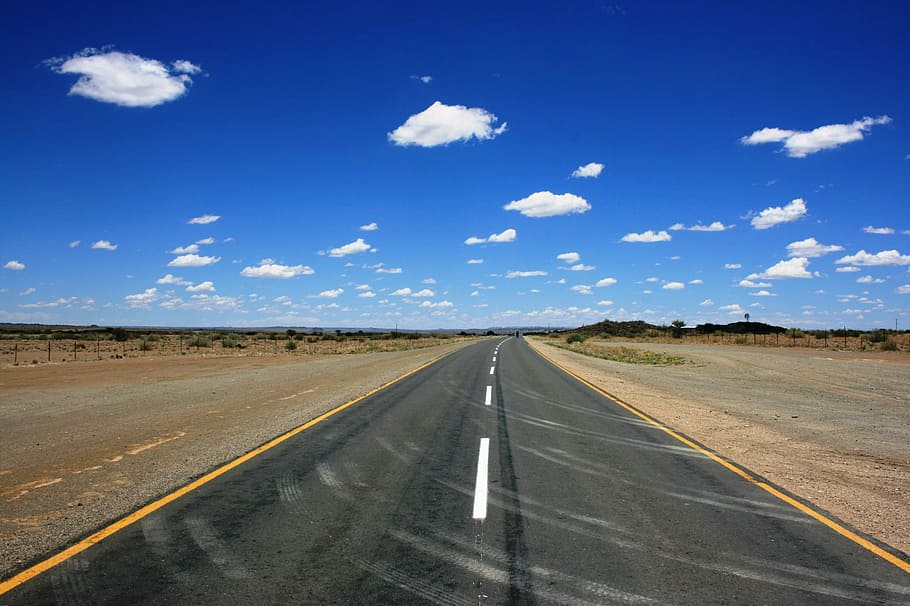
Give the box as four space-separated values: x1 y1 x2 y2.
566 333 587 344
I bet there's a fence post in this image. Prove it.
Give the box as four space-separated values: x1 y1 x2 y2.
14 342 18 365
48 339 51 362
74 339 77 361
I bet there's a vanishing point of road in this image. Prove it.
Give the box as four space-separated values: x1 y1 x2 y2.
2 338 908 604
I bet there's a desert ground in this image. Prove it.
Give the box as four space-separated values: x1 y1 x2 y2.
1 335 907 580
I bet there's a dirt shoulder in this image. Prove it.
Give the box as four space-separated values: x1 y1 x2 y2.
0 341 476 578
526 337 910 558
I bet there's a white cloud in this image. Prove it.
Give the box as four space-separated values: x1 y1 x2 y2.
317 288 344 298
835 249 910 266
170 244 199 254
571 162 604 178
358 291 376 298
92 240 118 251
724 263 742 269
786 237 844 258
740 116 892 157
700 299 715 306
896 285 910 295
410 75 433 84
836 266 861 273
376 267 403 274
863 226 895 235
388 101 506 147
329 238 373 257
391 288 412 296
662 282 685 290
568 264 595 271
169 253 220 267
856 275 885 284
419 300 454 308
738 279 773 288
240 259 313 278
20 287 37 296
48 49 200 107
68 240 81 248
506 270 548 278
188 214 220 225
465 228 517 245
668 221 731 232
595 277 618 287
467 259 484 264
412 289 435 297
750 198 807 230
749 290 776 297
4 260 25 271
689 279 703 285
360 222 379 232
186 281 215 292
571 285 593 295
557 252 581 264
747 257 813 279
196 237 215 245
597 300 613 306
124 287 159 307
504 191 590 218
156 274 190 286
422 278 437 284
719 303 745 313
621 230 671 243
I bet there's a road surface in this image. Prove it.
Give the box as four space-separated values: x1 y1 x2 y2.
2 337 908 604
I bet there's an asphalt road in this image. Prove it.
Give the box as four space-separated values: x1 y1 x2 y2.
3 337 909 604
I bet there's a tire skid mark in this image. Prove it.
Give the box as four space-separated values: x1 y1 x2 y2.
352 558 474 606
375 436 414 464
275 471 307 515
185 516 250 580
125 431 186 456
315 461 354 502
49 558 92 606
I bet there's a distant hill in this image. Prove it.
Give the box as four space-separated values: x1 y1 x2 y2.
562 318 788 338
564 319 661 338
694 321 786 335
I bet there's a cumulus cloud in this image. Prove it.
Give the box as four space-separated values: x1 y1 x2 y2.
571 285 593 295
156 274 190 286
168 253 220 267
836 266 861 273
419 300 454 308
388 101 506 147
896 285 910 295
662 282 685 290
391 288 412 296
668 221 731 232
595 277 617 287
724 263 742 269
170 244 199 254
360 222 379 231
317 288 344 298
124 287 159 307
738 279 772 288
196 237 215 245
188 214 220 225
412 289 435 297
863 226 895 235
856 275 885 284
465 228 516 245
240 259 313 278
68 240 81 248
504 191 590 218
47 49 201 107
620 230 671 243
92 240 118 251
740 116 892 157
571 162 604 178
186 281 215 292
376 267 403 274
836 249 910 266
567 264 595 271
750 198 807 229
747 257 814 279
506 270 548 278
329 238 373 257
467 259 484 264
557 252 581 264
358 291 376 298
785 237 844 258
4 260 25 271
700 299 715 306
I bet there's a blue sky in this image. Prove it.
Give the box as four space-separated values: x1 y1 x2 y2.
2 1 909 330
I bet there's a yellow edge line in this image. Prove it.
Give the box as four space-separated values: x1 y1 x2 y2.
0 354 447 596
533 345 910 575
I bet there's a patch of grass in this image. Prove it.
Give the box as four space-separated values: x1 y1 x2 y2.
549 341 686 366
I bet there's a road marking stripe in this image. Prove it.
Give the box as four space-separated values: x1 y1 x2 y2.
484 386 492 406
492 356 496 362
489 366 495 375
0 354 451 596
473 438 490 520
533 346 910 575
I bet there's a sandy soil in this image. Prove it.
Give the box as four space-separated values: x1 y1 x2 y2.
526 337 910 558
0 341 475 578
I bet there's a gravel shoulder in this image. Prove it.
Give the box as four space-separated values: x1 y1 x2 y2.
0 341 476 578
527 337 910 558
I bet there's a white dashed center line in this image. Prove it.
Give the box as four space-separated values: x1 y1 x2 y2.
484 385 492 406
489 366 495 375
472 438 490 520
